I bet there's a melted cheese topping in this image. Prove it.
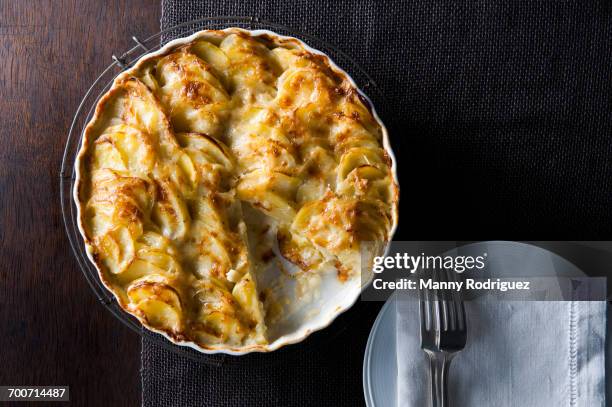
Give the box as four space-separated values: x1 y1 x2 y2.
76 29 398 351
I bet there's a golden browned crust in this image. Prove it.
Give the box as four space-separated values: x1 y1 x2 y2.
74 28 398 352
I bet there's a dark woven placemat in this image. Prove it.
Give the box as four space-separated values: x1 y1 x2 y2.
142 301 381 407
143 1 612 406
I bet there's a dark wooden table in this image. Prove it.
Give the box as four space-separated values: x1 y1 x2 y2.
0 1 160 405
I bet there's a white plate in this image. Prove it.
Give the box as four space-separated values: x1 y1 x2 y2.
363 294 397 407
363 241 611 406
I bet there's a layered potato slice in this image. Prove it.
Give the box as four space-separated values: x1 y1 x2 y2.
175 132 234 191
237 169 300 223
227 106 298 174
86 170 152 276
127 274 184 334
291 193 392 280
269 46 397 279
77 69 266 348
76 29 397 351
152 50 230 136
86 77 180 160
220 33 279 104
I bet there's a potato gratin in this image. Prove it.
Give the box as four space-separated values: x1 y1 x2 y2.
75 29 398 351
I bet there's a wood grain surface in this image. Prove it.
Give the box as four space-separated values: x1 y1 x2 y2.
0 1 160 405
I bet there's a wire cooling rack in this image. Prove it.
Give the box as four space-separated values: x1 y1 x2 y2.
60 17 383 364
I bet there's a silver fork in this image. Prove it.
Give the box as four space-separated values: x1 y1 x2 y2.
419 268 468 407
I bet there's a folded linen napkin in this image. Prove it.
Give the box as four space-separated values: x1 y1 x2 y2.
396 243 606 407
396 299 606 407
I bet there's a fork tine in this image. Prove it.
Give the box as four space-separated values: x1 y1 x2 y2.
445 268 458 331
436 268 448 332
442 268 457 331
428 283 436 332
432 272 442 333
419 299 429 338
419 289 428 333
453 269 467 331
447 267 467 332
420 283 432 332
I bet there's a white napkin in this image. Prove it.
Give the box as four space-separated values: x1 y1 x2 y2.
396 298 606 407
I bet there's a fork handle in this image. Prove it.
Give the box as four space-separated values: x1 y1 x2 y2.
428 353 453 407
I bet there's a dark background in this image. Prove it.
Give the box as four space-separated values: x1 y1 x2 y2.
0 1 159 405
2 0 612 405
